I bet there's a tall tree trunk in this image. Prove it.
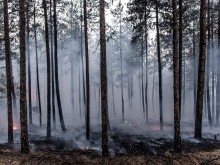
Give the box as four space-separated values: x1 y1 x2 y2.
11 59 17 118
216 0 220 126
84 0 90 140
53 0 66 132
141 35 145 117
179 0 183 117
19 0 29 153
79 66 82 120
26 2 32 125
43 0 52 138
100 0 109 157
4 0 13 144
193 22 197 116
172 0 181 152
207 0 212 126
50 0 56 130
211 0 215 123
156 0 163 130
144 6 149 123
111 60 116 117
80 0 86 114
194 0 207 139
182 51 186 115
34 5 42 127
119 1 124 122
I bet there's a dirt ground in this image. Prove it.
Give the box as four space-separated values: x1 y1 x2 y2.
0 148 220 165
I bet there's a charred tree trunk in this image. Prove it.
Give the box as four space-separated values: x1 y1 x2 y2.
4 0 13 144
26 3 32 125
43 0 51 138
100 0 109 157
216 0 220 126
156 0 163 130
80 0 86 114
119 1 125 122
111 60 116 117
194 0 207 139
179 0 182 117
19 0 29 153
53 0 66 132
193 22 197 116
34 5 42 127
50 0 56 130
141 35 145 117
84 0 90 140
172 0 181 152
144 6 149 123
207 0 212 126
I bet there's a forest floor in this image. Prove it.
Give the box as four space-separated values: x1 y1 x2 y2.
1 121 220 164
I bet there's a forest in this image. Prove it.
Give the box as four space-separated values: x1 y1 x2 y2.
0 0 220 164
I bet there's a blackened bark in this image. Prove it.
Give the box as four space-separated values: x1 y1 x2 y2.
4 0 13 144
193 22 197 116
156 0 163 130
43 0 51 138
100 0 109 157
172 0 181 152
216 0 220 125
179 0 182 117
119 1 124 122
84 0 90 140
19 0 29 153
50 0 56 130
53 0 66 132
144 6 149 123
34 5 42 127
207 0 212 126
26 2 32 125
194 0 207 139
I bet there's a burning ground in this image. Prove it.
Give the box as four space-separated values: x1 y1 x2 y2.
1 120 220 164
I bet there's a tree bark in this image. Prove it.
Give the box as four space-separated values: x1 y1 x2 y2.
84 0 90 140
19 0 29 153
100 0 109 157
156 0 163 130
179 0 182 117
34 4 42 127
4 0 13 144
43 0 51 138
172 0 181 152
216 0 220 126
53 0 66 132
26 2 32 125
194 0 207 139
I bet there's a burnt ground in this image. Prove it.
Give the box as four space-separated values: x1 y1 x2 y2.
1 123 220 164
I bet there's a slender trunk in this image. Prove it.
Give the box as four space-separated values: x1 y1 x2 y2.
79 66 82 120
156 0 163 130
43 0 51 138
80 0 86 113
34 5 42 127
182 52 186 116
193 22 197 116
211 0 215 123
53 0 66 132
26 3 32 125
4 0 13 144
194 0 207 138
111 60 116 117
50 0 56 130
207 0 212 126
84 0 90 140
100 0 109 157
19 0 29 153
144 7 149 123
216 0 220 126
11 59 17 118
172 0 181 152
179 0 182 117
152 61 156 118
119 1 124 122
141 35 145 117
